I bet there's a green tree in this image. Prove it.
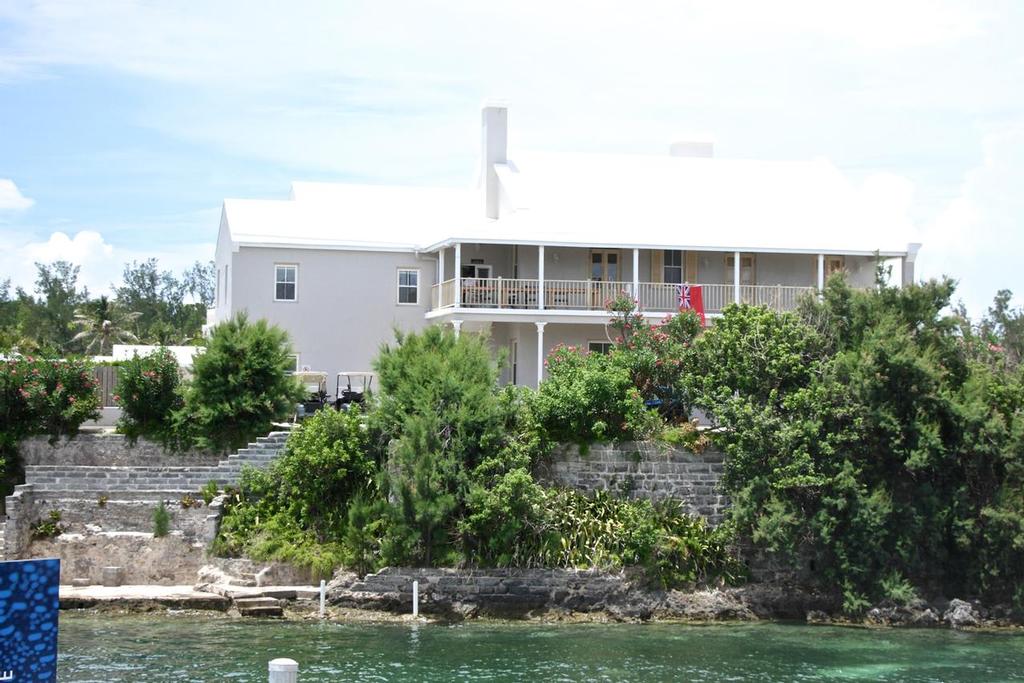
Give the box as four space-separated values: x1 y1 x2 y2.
22 261 88 353
175 313 302 453
372 325 506 565
72 295 141 355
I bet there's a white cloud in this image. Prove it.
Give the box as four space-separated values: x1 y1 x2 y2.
0 179 34 211
916 126 1024 316
0 229 213 296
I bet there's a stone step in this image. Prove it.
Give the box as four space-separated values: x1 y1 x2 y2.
238 605 284 618
235 596 280 608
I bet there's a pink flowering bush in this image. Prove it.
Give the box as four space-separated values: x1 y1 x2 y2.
115 348 183 444
1 356 101 499
0 357 100 441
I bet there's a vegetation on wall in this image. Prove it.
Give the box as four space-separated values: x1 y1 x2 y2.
214 325 740 585
686 274 1024 611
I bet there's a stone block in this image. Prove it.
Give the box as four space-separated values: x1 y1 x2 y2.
102 566 124 587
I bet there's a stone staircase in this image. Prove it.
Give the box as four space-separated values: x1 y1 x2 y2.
23 431 291 497
9 431 292 581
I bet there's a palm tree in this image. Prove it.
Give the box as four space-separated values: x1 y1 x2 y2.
72 296 141 355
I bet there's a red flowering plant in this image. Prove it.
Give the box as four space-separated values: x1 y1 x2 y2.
1 356 100 500
603 293 702 421
0 357 100 442
115 348 183 445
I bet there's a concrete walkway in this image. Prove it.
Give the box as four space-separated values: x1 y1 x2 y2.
59 584 230 611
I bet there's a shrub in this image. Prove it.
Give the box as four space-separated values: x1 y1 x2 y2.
531 344 658 446
153 501 170 537
0 356 101 441
266 407 374 540
200 480 219 505
32 510 66 539
174 313 303 453
0 356 100 502
115 348 182 444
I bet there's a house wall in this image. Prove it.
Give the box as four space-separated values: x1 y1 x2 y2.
491 321 610 389
229 245 436 382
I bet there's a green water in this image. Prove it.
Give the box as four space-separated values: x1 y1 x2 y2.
57 612 1024 682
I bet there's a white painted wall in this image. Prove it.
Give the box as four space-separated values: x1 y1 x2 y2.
227 245 435 383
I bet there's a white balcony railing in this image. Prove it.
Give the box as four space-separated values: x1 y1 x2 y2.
430 278 816 315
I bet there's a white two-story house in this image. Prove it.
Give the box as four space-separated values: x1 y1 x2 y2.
211 105 920 387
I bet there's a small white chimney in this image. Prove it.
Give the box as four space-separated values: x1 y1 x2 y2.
481 103 508 219
669 141 714 158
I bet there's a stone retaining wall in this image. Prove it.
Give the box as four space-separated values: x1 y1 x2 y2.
538 442 728 524
333 567 643 617
20 433 219 467
2 484 36 559
32 494 212 538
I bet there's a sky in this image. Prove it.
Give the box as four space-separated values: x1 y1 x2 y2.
0 0 1021 316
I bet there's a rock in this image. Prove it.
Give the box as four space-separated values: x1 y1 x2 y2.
806 609 830 624
944 599 980 629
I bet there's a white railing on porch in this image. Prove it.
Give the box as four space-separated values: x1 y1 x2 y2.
431 278 816 314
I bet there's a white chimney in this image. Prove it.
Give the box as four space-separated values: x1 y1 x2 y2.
669 140 714 158
481 103 508 219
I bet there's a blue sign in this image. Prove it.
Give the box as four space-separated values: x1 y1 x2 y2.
0 558 60 682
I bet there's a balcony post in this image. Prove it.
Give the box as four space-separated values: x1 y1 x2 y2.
454 243 462 306
817 253 825 295
439 247 445 285
632 248 640 299
535 321 547 386
733 251 741 304
538 245 545 310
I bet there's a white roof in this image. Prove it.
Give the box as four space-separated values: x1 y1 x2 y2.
222 151 916 257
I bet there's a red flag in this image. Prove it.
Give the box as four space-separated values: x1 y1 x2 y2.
678 284 706 326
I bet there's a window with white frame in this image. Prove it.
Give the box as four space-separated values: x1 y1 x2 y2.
397 269 419 304
588 341 614 355
275 264 297 301
663 250 683 284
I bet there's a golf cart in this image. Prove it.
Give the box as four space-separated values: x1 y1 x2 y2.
295 370 329 418
335 371 375 411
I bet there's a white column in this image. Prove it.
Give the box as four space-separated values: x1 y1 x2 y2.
454 242 462 306
817 253 825 294
439 247 446 283
537 245 546 310
452 319 463 338
733 250 741 304
632 248 640 297
535 321 547 386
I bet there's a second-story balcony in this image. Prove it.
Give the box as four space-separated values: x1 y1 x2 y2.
430 277 816 316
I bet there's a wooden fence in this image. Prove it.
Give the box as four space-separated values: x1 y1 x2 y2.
93 366 118 407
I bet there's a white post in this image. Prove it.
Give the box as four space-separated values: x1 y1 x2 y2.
817 253 825 293
439 248 446 285
535 322 547 386
412 580 419 617
632 248 640 298
319 579 326 618
454 242 462 306
452 320 463 338
268 658 298 683
537 245 545 310
733 251 741 304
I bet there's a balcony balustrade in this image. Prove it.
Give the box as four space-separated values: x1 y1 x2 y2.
431 277 816 315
